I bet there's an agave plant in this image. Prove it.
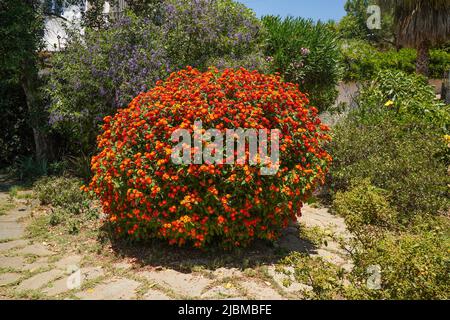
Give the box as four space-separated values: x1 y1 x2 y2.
379 0 450 76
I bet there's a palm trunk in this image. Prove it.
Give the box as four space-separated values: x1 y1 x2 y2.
416 40 430 77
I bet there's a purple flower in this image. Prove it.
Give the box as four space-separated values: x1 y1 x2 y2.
48 112 64 126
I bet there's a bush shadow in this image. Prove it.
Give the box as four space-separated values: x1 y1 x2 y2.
102 223 318 272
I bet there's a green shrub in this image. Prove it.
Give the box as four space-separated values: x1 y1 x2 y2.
355 70 449 127
329 71 449 217
333 179 397 232
342 40 450 81
337 0 394 44
281 253 345 300
15 156 49 181
37 200 98 237
262 16 342 111
346 219 450 300
62 153 93 182
282 215 450 300
330 118 449 217
430 49 450 78
0 83 33 166
33 176 86 209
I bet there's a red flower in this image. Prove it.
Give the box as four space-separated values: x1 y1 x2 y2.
88 67 331 249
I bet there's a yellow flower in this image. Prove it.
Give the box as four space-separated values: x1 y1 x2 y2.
384 100 394 107
180 215 191 223
444 135 450 144
224 283 233 289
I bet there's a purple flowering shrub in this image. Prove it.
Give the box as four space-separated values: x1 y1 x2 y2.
162 0 266 71
48 13 170 151
48 1 266 152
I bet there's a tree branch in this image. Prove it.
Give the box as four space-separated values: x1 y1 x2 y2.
43 11 69 21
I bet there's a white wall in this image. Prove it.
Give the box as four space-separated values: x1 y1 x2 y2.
43 1 124 51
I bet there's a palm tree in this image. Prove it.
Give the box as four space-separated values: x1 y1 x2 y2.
379 0 450 76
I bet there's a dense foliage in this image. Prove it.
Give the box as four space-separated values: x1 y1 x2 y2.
34 175 87 208
342 40 450 81
329 70 449 218
262 16 342 111
328 70 450 299
48 1 266 154
87 67 332 248
48 13 170 154
0 83 33 166
33 176 98 235
0 0 45 165
161 0 266 71
333 178 397 232
348 224 450 300
333 182 450 300
337 0 394 44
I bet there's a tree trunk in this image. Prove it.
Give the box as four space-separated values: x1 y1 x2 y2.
21 69 53 162
416 40 430 77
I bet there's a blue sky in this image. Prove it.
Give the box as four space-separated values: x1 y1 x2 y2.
237 0 347 21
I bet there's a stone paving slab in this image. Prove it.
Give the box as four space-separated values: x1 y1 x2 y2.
201 285 241 299
0 256 27 270
239 280 285 300
0 209 30 222
300 205 349 239
0 273 22 286
55 255 82 270
17 244 55 257
42 266 104 296
16 269 64 292
21 258 50 272
43 276 73 296
138 269 213 298
0 240 28 252
211 267 242 278
75 278 140 300
80 267 105 281
112 262 133 271
0 222 24 241
143 288 171 300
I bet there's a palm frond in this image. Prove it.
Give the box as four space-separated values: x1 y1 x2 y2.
378 0 450 46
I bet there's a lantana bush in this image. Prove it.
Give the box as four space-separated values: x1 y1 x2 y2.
87 67 331 248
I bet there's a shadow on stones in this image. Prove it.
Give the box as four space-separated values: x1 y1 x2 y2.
103 223 318 272
0 174 18 193
0 174 35 193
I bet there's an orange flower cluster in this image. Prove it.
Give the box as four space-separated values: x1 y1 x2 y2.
88 67 332 248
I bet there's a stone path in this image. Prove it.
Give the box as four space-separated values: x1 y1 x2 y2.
0 176 351 300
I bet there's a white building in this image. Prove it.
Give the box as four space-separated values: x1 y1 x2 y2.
44 0 127 51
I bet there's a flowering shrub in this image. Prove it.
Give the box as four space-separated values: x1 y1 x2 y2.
262 16 342 111
48 13 170 154
162 0 267 71
87 67 331 248
48 1 267 154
